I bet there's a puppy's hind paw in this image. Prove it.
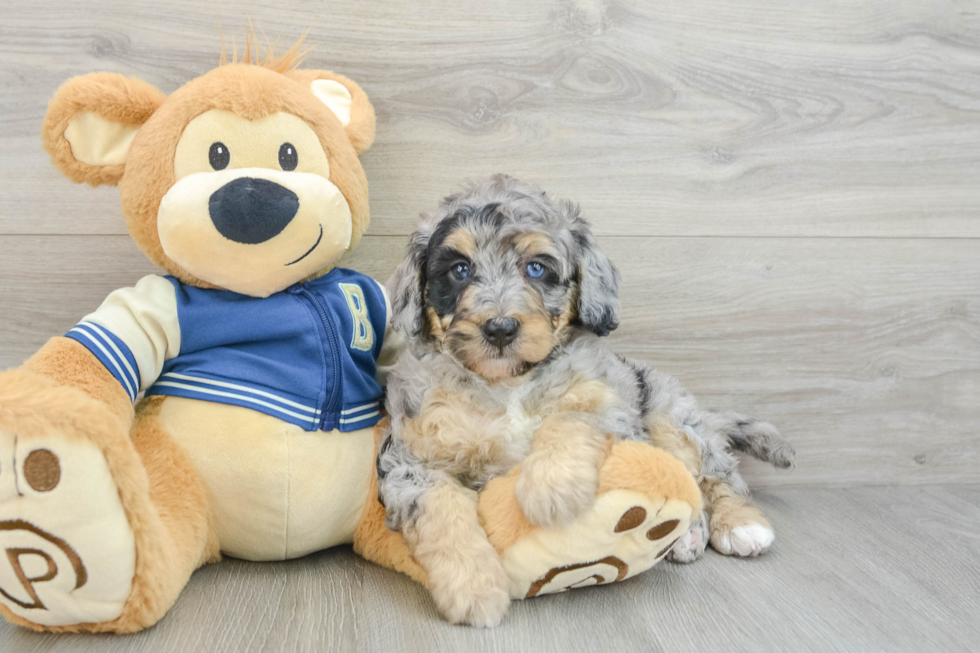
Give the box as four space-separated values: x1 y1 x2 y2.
711 523 774 557
667 512 708 564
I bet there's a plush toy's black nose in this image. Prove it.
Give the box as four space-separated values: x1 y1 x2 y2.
481 317 520 348
208 177 299 244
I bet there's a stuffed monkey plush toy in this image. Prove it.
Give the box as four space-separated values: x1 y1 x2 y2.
0 43 701 633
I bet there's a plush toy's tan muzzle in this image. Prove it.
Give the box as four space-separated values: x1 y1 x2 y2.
157 167 352 297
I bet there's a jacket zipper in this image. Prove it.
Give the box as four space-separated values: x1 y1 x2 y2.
299 286 342 431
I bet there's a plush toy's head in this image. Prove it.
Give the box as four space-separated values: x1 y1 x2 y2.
42 43 376 297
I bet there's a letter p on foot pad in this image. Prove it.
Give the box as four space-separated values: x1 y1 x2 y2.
0 431 136 627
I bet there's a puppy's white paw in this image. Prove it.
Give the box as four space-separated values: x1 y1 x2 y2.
667 512 708 564
515 454 597 529
711 523 774 557
429 556 510 627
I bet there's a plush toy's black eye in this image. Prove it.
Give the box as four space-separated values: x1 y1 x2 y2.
209 142 230 170
279 143 298 171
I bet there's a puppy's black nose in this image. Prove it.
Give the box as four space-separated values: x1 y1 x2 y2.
481 317 520 348
209 177 299 244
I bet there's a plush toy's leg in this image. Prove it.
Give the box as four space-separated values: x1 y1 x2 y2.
479 441 702 599
0 379 216 633
351 432 702 599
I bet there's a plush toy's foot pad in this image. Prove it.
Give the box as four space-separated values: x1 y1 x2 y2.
500 490 692 599
0 430 135 627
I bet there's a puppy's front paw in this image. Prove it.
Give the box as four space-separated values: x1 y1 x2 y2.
428 553 510 627
515 452 598 529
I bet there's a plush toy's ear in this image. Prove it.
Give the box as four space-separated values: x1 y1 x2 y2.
286 69 376 155
42 72 165 187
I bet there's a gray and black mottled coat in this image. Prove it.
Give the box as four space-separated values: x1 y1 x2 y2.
377 175 794 549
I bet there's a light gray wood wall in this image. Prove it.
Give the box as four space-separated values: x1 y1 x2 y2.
1 0 978 488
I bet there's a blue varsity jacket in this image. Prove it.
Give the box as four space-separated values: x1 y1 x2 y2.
64 268 388 432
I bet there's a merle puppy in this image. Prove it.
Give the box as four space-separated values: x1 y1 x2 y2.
377 175 795 626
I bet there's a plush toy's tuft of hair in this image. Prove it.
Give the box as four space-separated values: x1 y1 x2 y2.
219 23 311 73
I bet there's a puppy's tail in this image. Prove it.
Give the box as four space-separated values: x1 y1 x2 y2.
706 412 795 470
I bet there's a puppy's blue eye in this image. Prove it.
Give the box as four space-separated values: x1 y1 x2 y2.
451 263 470 280
526 261 546 279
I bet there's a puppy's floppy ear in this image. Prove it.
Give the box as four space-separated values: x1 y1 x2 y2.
42 73 166 187
565 201 621 336
386 223 433 338
286 69 376 154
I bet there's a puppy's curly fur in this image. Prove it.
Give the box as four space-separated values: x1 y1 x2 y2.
378 175 795 626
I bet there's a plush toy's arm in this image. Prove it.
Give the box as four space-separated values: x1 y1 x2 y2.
7 274 181 428
61 275 180 399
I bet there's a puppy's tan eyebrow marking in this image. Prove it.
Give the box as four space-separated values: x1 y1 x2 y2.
443 228 477 258
511 231 560 260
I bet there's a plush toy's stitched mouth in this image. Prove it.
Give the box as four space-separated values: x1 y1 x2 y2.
285 224 324 266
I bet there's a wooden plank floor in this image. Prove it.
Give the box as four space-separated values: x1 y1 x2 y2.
2 485 979 653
